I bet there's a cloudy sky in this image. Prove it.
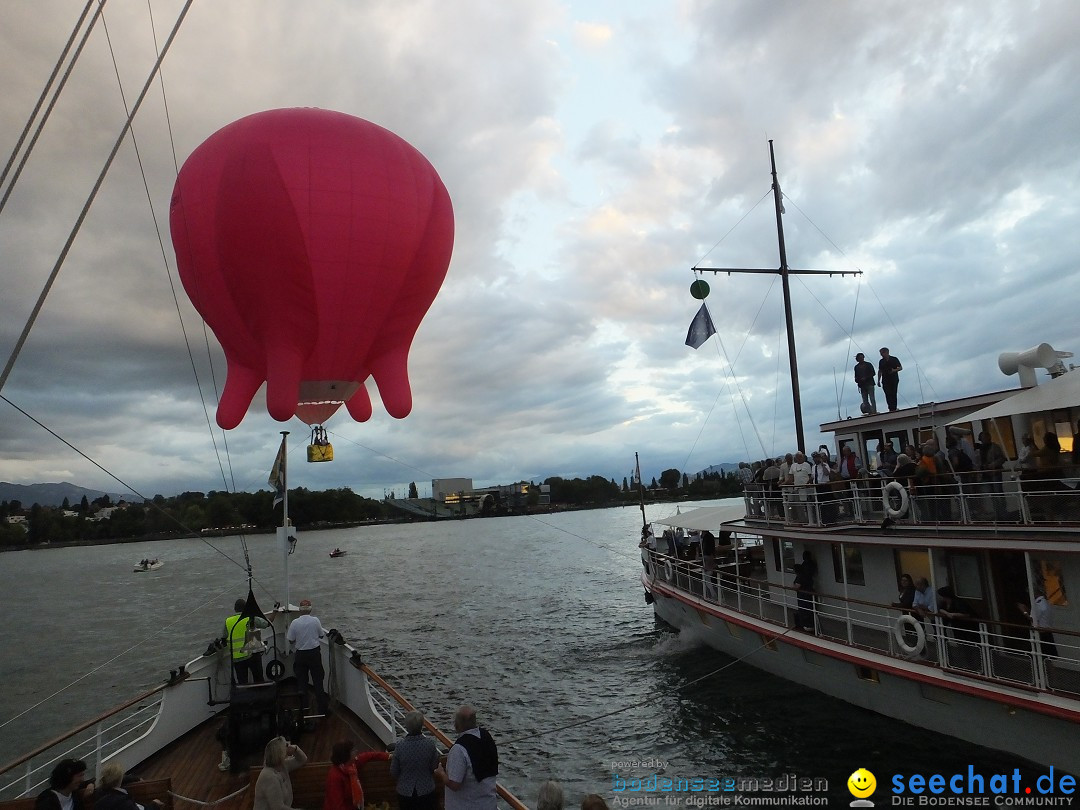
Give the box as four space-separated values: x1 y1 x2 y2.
1 0 1079 501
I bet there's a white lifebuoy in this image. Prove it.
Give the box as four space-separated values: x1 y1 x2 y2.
894 614 926 656
664 560 675 581
884 481 910 518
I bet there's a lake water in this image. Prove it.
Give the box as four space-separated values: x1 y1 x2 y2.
0 499 1047 806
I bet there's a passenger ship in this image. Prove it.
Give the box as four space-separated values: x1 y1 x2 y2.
642 343 1080 776
646 142 1079 776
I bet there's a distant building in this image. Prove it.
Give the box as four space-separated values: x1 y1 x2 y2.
432 478 473 502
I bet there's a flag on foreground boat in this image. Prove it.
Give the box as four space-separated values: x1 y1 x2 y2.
685 302 717 349
269 436 286 508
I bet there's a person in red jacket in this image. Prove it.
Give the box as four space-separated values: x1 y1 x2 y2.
324 741 391 810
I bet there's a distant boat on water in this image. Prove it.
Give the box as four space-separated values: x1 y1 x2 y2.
133 558 163 572
329 548 347 558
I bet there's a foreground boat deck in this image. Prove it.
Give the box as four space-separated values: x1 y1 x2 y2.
134 702 386 810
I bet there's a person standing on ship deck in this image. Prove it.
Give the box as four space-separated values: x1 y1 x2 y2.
392 711 441 810
877 347 903 412
854 352 877 414
225 598 269 684
287 598 330 718
436 705 498 810
1019 588 1058 658
255 737 308 810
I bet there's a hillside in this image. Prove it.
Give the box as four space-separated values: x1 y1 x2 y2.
0 482 134 508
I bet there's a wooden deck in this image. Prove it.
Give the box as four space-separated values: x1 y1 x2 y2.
133 695 387 810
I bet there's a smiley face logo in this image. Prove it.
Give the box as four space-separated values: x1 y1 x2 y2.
847 768 876 798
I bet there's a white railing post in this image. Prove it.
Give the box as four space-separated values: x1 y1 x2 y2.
1032 631 1047 690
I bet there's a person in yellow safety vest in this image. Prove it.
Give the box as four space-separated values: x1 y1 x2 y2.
224 598 267 684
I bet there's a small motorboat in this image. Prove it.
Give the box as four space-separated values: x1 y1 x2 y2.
134 558 163 572
329 548 347 558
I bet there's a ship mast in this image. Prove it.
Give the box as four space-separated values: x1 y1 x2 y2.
693 140 861 453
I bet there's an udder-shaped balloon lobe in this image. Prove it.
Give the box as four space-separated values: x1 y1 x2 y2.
169 108 455 429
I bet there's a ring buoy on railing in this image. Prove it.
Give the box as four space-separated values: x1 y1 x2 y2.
883 481 910 518
663 560 675 582
893 614 925 656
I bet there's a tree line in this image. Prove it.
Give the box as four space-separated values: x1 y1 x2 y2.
0 468 744 547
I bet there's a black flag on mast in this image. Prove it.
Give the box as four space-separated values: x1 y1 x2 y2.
685 303 717 349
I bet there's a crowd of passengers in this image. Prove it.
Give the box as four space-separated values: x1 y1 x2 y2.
735 423 1080 522
739 426 1080 490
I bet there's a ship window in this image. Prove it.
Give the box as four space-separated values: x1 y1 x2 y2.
981 418 1016 460
884 430 909 455
951 554 983 600
772 538 795 572
831 544 866 586
856 666 880 683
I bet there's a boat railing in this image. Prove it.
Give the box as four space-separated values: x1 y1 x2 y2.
646 550 1080 700
0 686 168 800
743 469 1080 529
348 652 529 810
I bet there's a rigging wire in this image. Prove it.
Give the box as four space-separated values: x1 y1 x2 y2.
0 1 106 219
0 583 236 732
779 193 935 403
694 189 773 268
863 279 937 402
0 0 196 396
0 393 264 580
500 625 795 746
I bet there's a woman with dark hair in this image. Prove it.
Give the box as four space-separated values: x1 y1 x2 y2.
390 711 439 810
324 740 390 810
36 759 93 810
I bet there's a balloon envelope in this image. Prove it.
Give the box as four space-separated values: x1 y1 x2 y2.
170 108 454 428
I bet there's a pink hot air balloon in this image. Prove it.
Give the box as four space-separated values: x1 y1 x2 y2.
169 108 454 429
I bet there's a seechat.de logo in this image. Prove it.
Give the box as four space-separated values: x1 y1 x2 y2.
847 767 877 807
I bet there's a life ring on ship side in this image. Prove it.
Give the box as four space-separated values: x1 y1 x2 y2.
266 659 286 681
883 481 910 518
663 560 675 582
893 615 925 656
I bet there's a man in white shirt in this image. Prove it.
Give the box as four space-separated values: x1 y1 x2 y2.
436 705 498 810
287 598 329 718
912 577 937 646
787 452 813 522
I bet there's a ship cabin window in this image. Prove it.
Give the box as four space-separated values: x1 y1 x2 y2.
884 430 909 456
831 544 866 586
862 431 884 471
980 418 1017 460
1054 411 1074 455
772 538 795 573
894 548 931 584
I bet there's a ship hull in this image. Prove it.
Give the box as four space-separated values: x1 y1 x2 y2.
650 585 1080 777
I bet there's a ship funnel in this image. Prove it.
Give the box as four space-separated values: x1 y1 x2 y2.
998 343 1073 387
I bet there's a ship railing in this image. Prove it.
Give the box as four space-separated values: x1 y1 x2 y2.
743 471 1080 529
352 655 529 810
647 549 1080 700
0 687 167 800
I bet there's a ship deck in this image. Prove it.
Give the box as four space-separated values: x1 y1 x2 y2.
133 700 388 810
